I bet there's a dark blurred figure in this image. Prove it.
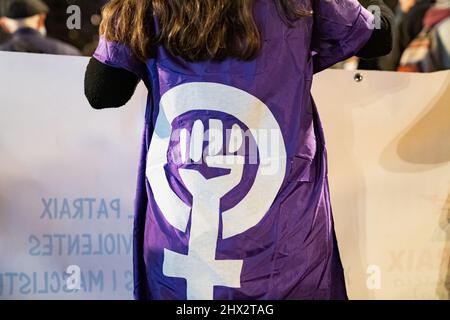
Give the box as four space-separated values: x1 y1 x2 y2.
398 0 450 71
0 0 80 55
0 28 8 43
43 0 107 55
378 0 436 70
0 0 10 43
358 0 436 70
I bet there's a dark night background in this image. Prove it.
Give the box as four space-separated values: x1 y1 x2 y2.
0 0 107 55
0 0 400 57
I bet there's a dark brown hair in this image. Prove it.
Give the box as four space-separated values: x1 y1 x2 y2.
100 0 311 62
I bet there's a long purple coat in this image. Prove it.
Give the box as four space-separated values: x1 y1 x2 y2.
93 0 374 300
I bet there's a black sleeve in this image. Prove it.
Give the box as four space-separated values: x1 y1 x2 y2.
84 57 140 110
356 0 395 59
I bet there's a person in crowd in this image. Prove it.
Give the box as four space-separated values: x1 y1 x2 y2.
84 0 393 300
378 0 436 70
398 0 450 71
0 0 80 55
356 0 436 70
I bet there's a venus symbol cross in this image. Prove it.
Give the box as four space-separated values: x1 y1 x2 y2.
163 119 245 300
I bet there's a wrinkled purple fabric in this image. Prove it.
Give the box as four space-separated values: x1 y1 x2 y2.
93 0 374 300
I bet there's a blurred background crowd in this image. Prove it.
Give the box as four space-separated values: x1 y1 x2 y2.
0 0 449 72
0 0 105 56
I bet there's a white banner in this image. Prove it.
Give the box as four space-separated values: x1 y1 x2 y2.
0 52 449 300
316 69 450 300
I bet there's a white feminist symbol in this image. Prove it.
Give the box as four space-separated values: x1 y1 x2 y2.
146 83 286 300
